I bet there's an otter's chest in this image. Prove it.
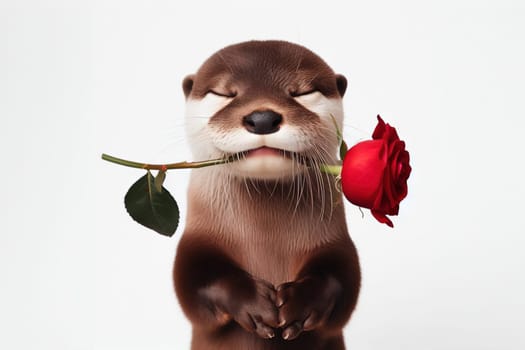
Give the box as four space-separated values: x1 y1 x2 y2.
228 217 327 286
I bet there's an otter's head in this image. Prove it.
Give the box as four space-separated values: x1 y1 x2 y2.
184 40 347 180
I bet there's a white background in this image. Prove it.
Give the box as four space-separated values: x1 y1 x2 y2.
1 0 524 349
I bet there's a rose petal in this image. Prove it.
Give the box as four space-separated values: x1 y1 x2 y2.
372 115 386 140
373 116 401 145
341 140 386 208
386 123 400 144
343 115 411 228
399 150 412 182
373 159 395 214
371 210 394 227
389 141 405 177
388 141 407 199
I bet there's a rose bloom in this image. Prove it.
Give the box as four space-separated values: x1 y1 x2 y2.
340 116 411 227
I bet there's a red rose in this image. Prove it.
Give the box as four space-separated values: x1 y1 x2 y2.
340 116 411 227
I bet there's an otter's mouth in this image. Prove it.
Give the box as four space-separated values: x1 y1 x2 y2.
228 146 311 165
221 147 313 179
244 146 291 158
232 146 305 161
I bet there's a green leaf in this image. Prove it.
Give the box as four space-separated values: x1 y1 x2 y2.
154 169 166 193
339 140 348 160
124 171 179 237
330 114 344 143
330 114 349 160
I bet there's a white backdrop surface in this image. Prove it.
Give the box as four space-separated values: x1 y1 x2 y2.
1 0 524 349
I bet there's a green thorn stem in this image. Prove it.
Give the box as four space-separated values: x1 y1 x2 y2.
101 153 229 170
102 153 343 176
319 164 343 176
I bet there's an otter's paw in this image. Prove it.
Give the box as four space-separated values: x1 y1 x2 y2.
230 278 280 339
275 276 342 340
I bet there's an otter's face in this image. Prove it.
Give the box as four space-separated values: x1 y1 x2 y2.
183 41 347 180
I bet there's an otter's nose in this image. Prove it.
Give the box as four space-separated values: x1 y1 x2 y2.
242 110 283 135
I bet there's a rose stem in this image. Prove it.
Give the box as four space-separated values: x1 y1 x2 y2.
319 164 343 176
101 153 229 170
102 153 343 175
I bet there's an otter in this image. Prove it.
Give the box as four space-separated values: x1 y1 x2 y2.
174 40 360 350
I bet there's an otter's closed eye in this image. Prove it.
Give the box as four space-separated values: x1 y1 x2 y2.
290 89 319 97
208 90 236 98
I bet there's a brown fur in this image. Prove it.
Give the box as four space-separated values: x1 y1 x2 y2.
174 41 360 350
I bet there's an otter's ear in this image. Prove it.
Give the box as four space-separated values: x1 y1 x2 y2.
335 74 347 97
182 74 195 98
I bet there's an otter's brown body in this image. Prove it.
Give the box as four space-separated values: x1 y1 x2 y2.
173 41 361 350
